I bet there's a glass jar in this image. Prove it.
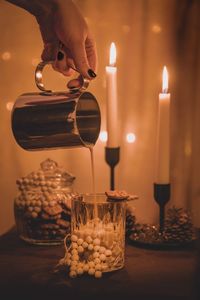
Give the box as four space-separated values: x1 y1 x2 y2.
14 159 75 245
71 194 126 272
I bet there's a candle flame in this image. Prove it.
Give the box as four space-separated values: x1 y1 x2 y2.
109 42 116 66
162 66 168 93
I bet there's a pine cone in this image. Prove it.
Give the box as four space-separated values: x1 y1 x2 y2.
163 206 195 243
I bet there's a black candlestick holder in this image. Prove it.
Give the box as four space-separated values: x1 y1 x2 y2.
154 183 170 233
105 147 120 190
129 182 197 249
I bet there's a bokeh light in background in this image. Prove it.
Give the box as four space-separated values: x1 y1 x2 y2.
151 24 162 33
1 51 11 61
126 133 136 144
99 131 136 143
31 58 40 66
6 101 14 111
99 131 108 143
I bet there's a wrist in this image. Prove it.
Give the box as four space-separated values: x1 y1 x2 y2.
6 0 53 17
34 0 73 20
30 1 56 19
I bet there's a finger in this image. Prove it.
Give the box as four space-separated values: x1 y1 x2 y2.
53 51 75 76
41 43 58 61
61 68 74 76
85 34 98 73
53 65 74 77
70 40 97 80
52 62 74 77
67 77 82 89
55 51 67 69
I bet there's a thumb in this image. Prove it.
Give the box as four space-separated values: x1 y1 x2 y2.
71 41 96 79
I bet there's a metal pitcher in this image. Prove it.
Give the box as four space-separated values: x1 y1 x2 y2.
11 61 101 151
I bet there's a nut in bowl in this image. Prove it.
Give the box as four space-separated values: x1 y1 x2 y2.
14 158 75 245
105 190 138 201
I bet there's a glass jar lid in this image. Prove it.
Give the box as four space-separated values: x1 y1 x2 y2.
16 158 75 192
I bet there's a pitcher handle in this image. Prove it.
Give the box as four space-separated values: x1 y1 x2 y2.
35 60 90 94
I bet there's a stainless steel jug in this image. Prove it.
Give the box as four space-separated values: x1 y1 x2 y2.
11 61 101 151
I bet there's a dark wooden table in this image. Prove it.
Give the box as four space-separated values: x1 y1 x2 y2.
0 229 199 300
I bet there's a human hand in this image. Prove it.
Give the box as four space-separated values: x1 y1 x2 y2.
37 0 97 86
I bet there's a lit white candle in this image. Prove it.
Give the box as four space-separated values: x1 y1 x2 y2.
106 42 119 148
155 66 170 183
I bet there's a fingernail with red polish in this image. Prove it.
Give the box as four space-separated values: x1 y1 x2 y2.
88 69 97 78
57 51 64 60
